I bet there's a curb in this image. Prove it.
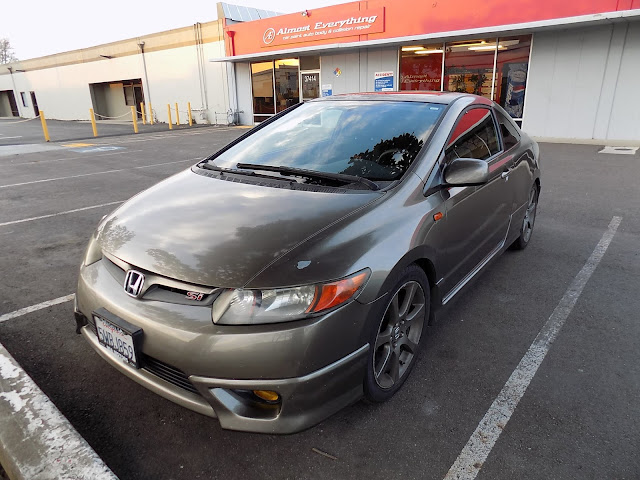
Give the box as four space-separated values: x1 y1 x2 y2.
0 342 117 480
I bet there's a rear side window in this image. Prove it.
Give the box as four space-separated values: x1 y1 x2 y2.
496 109 521 150
444 108 499 163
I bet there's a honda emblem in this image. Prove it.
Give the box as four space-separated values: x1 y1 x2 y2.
124 270 145 298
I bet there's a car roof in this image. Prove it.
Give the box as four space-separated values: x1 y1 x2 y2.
311 91 492 106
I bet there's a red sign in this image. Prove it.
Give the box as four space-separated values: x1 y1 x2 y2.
225 0 638 57
259 8 385 47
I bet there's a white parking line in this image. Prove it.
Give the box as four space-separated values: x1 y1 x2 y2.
0 158 198 189
0 201 123 227
443 216 622 480
1 149 144 167
0 294 75 323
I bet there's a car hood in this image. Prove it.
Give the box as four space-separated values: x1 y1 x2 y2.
97 169 381 287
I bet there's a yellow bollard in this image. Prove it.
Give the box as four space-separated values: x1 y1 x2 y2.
39 111 50 142
148 102 154 125
175 102 180 126
131 106 139 134
167 104 173 130
89 108 98 137
140 102 146 125
187 102 193 126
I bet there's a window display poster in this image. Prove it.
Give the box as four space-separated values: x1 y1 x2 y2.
501 63 527 118
322 84 333 96
374 71 394 91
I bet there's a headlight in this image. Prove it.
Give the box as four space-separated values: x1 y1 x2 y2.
212 269 370 325
82 234 102 267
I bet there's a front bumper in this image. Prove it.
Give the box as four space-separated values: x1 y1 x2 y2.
76 258 375 433
81 324 368 433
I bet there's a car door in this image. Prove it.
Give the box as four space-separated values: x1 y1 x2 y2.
435 106 513 302
495 107 534 213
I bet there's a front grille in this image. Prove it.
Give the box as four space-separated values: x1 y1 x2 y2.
141 354 201 395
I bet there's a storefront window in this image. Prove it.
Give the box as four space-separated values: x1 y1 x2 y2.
444 39 496 99
494 36 531 119
251 60 301 122
399 44 444 91
275 59 300 113
251 62 275 123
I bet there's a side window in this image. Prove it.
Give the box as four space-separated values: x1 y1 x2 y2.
496 109 521 150
444 108 500 163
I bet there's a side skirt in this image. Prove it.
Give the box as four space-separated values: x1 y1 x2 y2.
441 215 513 306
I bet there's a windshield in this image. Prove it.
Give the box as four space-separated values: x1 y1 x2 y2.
211 100 445 182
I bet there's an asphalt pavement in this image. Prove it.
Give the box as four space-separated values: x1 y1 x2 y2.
0 126 638 480
0 117 205 146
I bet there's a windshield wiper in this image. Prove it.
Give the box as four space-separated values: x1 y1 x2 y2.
198 162 238 174
236 163 380 191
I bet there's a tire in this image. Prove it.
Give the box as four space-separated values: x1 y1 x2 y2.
364 264 430 403
511 184 539 250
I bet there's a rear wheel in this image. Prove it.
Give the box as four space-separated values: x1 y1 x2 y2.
364 265 429 402
511 184 538 250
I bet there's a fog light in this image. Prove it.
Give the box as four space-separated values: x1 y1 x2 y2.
253 390 280 402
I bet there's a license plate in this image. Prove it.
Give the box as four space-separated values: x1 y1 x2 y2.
93 308 142 368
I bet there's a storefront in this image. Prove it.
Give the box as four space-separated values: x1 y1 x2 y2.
218 0 640 142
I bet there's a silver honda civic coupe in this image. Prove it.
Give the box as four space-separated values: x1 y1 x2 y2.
75 92 540 433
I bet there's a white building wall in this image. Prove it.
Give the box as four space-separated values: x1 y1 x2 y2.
523 21 640 142
235 62 253 125
362 48 399 92
320 52 361 95
604 21 640 141
0 40 230 123
202 41 234 125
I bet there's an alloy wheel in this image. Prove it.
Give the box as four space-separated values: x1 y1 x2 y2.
373 281 426 389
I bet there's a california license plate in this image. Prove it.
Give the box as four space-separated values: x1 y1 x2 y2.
93 309 142 368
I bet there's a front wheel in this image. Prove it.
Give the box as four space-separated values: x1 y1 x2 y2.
511 184 539 250
364 265 430 403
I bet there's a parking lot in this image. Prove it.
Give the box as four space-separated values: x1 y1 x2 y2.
0 125 638 480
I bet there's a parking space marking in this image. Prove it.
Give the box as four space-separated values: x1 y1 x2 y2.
0 158 199 189
0 341 117 480
443 216 622 480
0 201 123 227
0 294 75 324
3 149 144 167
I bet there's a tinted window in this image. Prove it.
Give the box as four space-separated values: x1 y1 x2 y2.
444 108 499 162
213 101 445 181
496 109 521 150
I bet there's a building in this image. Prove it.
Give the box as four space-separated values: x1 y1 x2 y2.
1 1 639 143
0 4 279 125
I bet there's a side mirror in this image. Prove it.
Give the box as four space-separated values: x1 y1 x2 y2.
443 158 489 186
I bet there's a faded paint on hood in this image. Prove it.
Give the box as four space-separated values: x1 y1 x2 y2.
98 169 380 287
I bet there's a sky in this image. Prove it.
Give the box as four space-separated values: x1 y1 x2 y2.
1 0 342 60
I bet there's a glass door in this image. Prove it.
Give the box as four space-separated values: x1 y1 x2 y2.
300 71 320 101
